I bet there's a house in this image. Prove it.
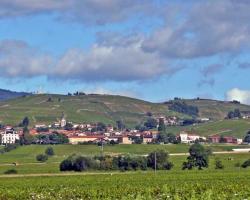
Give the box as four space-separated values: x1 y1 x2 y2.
208 134 220 143
1 127 20 144
121 136 132 144
143 135 153 144
222 136 237 144
68 135 104 144
179 131 203 143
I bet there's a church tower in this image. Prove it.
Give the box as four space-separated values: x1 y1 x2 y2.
60 112 66 127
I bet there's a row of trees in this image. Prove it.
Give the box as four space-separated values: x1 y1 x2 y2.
60 149 173 172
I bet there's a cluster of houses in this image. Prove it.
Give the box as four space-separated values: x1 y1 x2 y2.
0 115 244 145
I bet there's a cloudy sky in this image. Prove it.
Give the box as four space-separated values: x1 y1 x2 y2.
0 0 250 103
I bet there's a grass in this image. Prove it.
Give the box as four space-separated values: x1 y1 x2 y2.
0 144 250 174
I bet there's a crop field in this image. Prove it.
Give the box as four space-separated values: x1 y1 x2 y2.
0 144 250 199
0 170 250 199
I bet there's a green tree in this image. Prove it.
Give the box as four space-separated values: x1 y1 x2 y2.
45 147 54 156
182 143 210 170
243 130 250 143
144 118 158 129
21 117 29 127
147 149 173 170
20 127 34 145
36 154 48 162
158 120 166 132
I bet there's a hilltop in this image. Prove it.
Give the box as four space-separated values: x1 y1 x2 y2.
0 94 250 135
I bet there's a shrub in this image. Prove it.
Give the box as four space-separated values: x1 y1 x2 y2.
215 159 224 169
60 155 98 172
60 159 73 171
4 144 19 152
241 159 250 168
4 169 17 174
36 154 48 162
45 147 54 156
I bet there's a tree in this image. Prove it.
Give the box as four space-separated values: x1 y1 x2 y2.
19 127 34 145
130 136 143 144
158 120 166 132
147 149 173 170
227 109 241 119
45 147 54 156
157 132 177 144
21 117 29 127
60 159 73 171
96 122 106 131
116 120 125 131
144 118 158 129
243 130 250 143
182 143 210 170
36 154 48 162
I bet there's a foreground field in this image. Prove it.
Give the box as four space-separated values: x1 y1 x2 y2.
1 170 250 199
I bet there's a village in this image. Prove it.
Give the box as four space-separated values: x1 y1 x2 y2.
0 114 244 146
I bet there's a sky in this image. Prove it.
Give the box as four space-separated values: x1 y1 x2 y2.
0 0 250 103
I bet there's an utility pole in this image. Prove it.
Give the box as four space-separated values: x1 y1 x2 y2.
154 151 157 174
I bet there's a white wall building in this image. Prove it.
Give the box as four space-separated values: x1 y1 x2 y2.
179 131 205 143
1 127 20 144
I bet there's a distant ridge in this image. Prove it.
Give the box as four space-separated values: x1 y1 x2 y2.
0 89 30 101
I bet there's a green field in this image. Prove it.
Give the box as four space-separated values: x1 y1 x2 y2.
0 144 250 174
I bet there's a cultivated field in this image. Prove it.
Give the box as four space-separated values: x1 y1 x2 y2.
0 170 250 199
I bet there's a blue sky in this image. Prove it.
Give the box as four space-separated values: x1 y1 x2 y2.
0 0 250 103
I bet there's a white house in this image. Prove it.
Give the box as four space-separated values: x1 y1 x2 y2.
179 131 204 143
1 127 20 144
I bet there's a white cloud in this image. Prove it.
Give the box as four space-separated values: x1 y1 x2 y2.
142 0 250 58
0 0 156 25
0 40 53 77
226 88 250 105
0 38 178 82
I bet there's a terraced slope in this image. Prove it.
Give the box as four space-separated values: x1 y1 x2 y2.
0 94 181 127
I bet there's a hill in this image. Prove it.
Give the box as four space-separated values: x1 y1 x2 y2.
0 94 183 127
0 89 29 101
0 94 250 135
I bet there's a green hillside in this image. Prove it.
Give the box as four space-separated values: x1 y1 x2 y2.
0 94 250 134
179 99 250 120
168 119 250 138
0 94 183 127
